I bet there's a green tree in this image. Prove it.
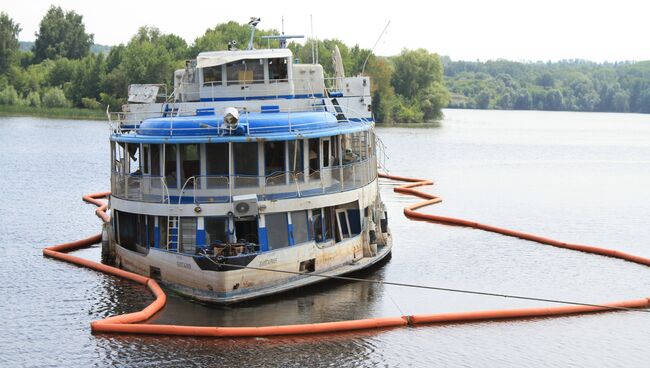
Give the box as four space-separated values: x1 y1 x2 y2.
391 49 449 121
33 6 93 62
0 12 21 74
366 57 397 123
118 27 182 89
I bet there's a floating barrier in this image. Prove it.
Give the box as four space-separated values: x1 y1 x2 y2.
42 175 650 337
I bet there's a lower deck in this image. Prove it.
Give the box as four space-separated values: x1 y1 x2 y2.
113 229 392 304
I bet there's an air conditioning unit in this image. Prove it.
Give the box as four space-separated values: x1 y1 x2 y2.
232 194 259 217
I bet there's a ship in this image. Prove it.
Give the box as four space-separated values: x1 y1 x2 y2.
104 19 391 304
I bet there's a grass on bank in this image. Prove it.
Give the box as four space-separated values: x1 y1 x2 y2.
0 104 106 120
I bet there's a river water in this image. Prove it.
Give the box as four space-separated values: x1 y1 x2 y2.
1 109 650 367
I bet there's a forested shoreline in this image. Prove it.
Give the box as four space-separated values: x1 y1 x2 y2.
0 6 447 123
444 58 650 114
1 6 649 123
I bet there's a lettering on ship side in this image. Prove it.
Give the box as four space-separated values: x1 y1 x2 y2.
176 261 192 269
259 258 278 267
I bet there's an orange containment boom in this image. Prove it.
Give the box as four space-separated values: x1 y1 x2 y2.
42 175 650 338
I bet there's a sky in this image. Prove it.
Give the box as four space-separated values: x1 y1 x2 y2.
3 0 649 62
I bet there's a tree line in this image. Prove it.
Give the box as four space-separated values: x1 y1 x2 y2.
444 58 650 113
0 6 448 123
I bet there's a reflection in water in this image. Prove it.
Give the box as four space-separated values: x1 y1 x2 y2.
91 254 391 328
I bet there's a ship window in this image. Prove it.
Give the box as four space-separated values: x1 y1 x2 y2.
308 138 320 172
288 140 304 173
116 210 136 249
136 214 145 246
136 214 155 249
206 143 229 188
343 133 361 164
180 217 197 254
336 210 351 241
324 207 334 241
335 201 361 238
203 65 222 86
265 141 285 176
225 59 264 85
126 143 140 174
235 218 258 243
205 217 229 245
180 144 200 186
312 209 323 242
291 211 309 244
142 145 149 174
322 139 331 167
159 217 167 248
226 61 242 85
164 144 178 188
268 58 288 80
233 142 258 187
266 213 289 250
147 215 156 248
247 59 265 84
332 135 341 166
151 145 161 176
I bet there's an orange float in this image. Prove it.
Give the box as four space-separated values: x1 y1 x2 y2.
42 175 650 337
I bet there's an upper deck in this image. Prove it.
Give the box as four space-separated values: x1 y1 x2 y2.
110 107 373 144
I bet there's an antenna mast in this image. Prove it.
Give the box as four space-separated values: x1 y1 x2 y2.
361 20 391 75
247 17 261 50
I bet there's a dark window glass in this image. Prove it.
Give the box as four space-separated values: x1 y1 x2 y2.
235 218 259 243
165 144 177 188
323 139 330 167
312 209 323 242
206 143 229 175
265 141 285 176
226 59 264 85
248 59 264 83
324 207 334 240
308 138 320 172
180 144 200 185
266 213 289 250
116 210 136 251
291 211 309 244
205 217 228 245
151 145 161 176
203 65 222 86
234 142 258 187
268 58 288 80
348 209 361 235
147 215 156 248
142 145 149 173
234 143 258 175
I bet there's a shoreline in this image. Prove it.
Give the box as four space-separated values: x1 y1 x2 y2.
0 105 106 121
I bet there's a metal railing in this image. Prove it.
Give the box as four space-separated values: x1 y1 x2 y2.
107 104 373 136
178 76 350 102
111 157 377 204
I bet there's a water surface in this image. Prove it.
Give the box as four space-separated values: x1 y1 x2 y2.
2 109 650 367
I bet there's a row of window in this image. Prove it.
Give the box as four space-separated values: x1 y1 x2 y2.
112 131 375 189
202 58 289 86
114 202 362 255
